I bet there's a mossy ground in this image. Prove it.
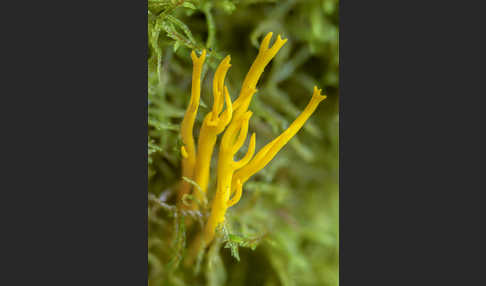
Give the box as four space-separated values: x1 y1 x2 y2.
148 0 339 285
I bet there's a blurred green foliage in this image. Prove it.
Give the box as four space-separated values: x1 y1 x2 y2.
148 0 339 285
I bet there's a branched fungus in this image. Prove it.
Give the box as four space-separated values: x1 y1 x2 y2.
178 32 327 246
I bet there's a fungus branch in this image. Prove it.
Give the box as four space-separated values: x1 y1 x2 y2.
192 56 233 202
179 50 206 205
232 87 327 192
233 32 287 119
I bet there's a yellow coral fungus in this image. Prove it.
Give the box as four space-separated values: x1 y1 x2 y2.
179 50 206 204
178 32 327 247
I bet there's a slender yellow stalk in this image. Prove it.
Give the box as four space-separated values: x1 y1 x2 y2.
179 50 206 203
232 87 327 193
232 32 287 119
192 56 233 202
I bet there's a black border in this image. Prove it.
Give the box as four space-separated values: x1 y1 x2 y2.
8 1 149 284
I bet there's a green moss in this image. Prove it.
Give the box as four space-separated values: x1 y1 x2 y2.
148 0 339 285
